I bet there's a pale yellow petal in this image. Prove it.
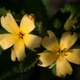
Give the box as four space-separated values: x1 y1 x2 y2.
20 14 35 34
23 34 42 51
60 32 78 50
11 39 26 61
0 34 19 50
11 50 16 61
65 49 80 64
1 13 20 34
56 56 72 77
42 30 59 51
37 51 58 67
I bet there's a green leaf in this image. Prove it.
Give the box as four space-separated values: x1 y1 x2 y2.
60 2 80 17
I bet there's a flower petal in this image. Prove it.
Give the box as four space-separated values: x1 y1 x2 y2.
23 34 42 51
42 30 59 51
1 13 20 34
37 51 58 67
56 56 72 77
11 39 26 61
20 14 35 34
60 32 78 50
11 50 16 61
0 34 19 50
65 49 80 64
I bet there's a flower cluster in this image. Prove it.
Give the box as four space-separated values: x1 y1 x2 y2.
0 12 80 77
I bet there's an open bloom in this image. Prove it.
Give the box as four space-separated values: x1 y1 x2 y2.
0 13 42 61
38 30 80 76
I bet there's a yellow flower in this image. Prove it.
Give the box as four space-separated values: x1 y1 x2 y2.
64 14 78 30
0 13 42 61
38 30 80 76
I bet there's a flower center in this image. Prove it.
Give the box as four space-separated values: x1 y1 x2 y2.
57 48 68 56
19 32 25 39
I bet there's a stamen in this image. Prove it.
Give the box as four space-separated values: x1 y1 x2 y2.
19 32 25 39
57 48 68 56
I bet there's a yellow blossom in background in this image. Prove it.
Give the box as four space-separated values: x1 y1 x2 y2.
64 14 78 30
38 30 80 76
0 13 42 61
